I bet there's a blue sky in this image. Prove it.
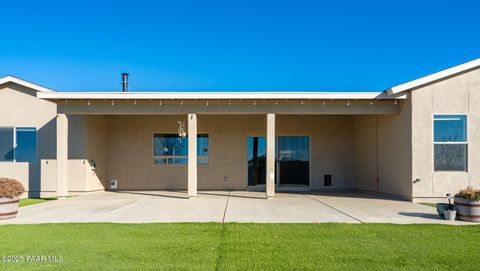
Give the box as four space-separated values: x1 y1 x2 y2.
1 0 478 92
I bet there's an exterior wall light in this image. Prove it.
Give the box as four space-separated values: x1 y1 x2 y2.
177 121 187 138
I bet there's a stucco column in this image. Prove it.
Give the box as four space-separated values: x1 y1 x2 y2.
266 113 275 199
56 113 68 198
188 113 197 198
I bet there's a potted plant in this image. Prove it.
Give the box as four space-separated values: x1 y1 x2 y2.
454 187 480 222
0 178 25 219
435 193 452 218
443 193 456 221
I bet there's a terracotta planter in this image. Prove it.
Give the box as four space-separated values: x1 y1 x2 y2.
454 197 480 222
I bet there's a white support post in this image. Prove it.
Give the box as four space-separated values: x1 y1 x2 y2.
266 113 275 199
188 113 197 198
56 114 68 198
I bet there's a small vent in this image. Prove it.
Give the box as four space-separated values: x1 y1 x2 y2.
324 174 332 186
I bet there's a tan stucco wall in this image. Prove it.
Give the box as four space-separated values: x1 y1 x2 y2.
106 114 356 190
66 115 107 192
353 100 413 200
0 163 30 197
377 99 412 198
0 83 57 197
411 68 480 198
40 159 103 197
353 115 378 192
85 116 108 191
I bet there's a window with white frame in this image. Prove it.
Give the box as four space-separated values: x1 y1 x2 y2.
153 134 209 165
0 127 37 162
433 115 467 171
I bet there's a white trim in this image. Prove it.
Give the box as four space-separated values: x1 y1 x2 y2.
433 142 468 146
38 91 406 100
13 127 16 163
387 58 480 95
0 75 56 92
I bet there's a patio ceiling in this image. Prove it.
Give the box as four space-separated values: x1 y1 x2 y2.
45 98 402 115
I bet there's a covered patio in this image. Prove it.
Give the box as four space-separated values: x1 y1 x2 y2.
37 91 410 199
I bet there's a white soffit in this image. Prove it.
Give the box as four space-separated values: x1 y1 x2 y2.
37 91 406 100
0 75 56 92
387 58 480 95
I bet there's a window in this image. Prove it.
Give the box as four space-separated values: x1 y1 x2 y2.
0 127 37 162
434 115 467 171
0 128 14 161
247 136 266 186
153 134 209 165
16 128 37 162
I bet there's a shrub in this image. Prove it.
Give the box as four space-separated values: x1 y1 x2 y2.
0 178 25 198
456 186 480 201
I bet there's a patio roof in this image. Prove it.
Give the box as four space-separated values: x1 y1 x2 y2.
37 91 406 100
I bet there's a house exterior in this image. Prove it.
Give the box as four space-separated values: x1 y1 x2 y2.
1 59 479 201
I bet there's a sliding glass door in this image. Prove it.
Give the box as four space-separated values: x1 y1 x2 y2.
247 137 267 186
247 136 309 187
277 136 309 186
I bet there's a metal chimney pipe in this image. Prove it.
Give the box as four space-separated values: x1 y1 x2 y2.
122 73 129 92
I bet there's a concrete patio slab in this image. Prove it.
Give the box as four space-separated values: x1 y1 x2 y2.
0 191 476 225
305 192 472 224
225 191 358 223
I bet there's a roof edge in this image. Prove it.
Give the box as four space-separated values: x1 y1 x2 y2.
37 91 407 100
0 75 56 92
387 58 480 95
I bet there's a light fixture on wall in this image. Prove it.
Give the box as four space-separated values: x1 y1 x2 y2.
159 100 162 106
87 100 91 106
347 100 350 106
177 121 187 138
111 100 115 106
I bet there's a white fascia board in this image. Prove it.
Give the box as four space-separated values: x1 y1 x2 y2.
387 58 480 95
0 75 56 92
38 91 406 100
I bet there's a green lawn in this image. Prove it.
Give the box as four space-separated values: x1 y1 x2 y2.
0 223 479 270
19 198 56 207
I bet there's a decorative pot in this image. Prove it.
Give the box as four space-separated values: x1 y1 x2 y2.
436 203 450 218
444 209 456 221
454 197 480 222
0 197 19 220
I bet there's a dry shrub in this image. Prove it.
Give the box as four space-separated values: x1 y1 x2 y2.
0 178 25 198
456 186 480 201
